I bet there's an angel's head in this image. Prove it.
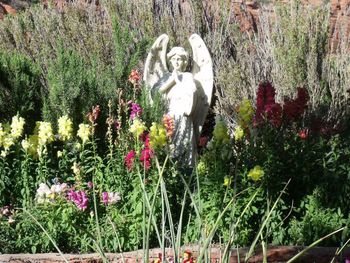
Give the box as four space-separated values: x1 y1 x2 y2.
167 47 189 72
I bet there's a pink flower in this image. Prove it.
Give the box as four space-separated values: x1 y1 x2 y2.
128 69 141 84
102 192 121 205
140 147 153 170
102 192 109 205
129 102 142 120
67 190 88 211
87 181 93 189
125 150 136 171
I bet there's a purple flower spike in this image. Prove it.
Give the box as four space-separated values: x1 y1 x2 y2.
102 192 109 205
129 103 142 120
67 190 88 211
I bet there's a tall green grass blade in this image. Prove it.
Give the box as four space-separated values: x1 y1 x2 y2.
330 232 350 263
221 189 259 262
22 209 69 263
287 227 346 263
196 188 254 263
107 216 125 263
245 179 290 262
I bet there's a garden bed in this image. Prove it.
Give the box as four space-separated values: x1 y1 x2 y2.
1 246 350 263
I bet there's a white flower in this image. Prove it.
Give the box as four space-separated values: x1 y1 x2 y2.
109 192 121 204
36 183 52 203
51 183 67 194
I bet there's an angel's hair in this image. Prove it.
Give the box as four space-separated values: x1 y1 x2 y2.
167 47 189 61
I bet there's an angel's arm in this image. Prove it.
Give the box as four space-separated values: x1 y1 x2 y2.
158 70 180 94
183 75 197 116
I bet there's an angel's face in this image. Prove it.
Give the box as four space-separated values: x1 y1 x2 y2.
170 54 187 72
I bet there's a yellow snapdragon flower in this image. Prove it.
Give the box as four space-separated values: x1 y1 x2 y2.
234 126 244 141
213 119 230 144
223 177 232 186
0 123 5 147
71 162 81 176
10 115 25 140
28 135 39 157
196 160 207 175
37 121 54 146
129 118 146 138
238 99 254 127
58 115 73 141
248 165 264 181
3 135 14 151
21 135 39 158
77 124 91 144
21 138 30 151
149 122 167 149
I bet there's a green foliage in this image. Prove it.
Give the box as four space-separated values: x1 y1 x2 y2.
288 189 347 246
44 43 101 126
0 51 42 128
0 0 350 256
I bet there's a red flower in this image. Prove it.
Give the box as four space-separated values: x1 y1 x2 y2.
256 82 276 111
140 147 153 170
254 81 281 126
183 250 194 263
153 253 162 263
297 88 309 106
298 129 308 140
162 114 174 137
128 69 141 85
125 150 136 171
265 103 282 127
87 105 101 124
198 136 208 148
283 88 309 122
140 131 150 148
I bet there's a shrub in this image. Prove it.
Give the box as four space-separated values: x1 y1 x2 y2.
288 189 347 246
0 51 42 129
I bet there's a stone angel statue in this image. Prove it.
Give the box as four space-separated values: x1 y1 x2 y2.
143 34 213 168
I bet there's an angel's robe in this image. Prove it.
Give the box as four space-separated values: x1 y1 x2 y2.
153 72 198 167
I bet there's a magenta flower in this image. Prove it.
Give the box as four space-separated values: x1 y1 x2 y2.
140 147 153 170
67 190 88 211
125 150 136 171
102 192 108 205
129 102 142 120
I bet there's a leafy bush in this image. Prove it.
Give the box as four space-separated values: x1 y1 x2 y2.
288 189 347 246
0 51 42 128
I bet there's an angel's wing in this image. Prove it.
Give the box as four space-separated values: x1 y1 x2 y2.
189 34 213 142
143 34 169 96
